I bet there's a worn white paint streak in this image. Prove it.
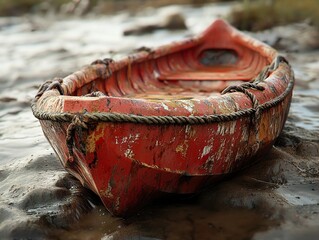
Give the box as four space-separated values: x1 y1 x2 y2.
129 133 140 142
121 133 140 144
217 124 225 135
124 148 134 159
161 102 169 110
121 136 128 144
216 139 226 160
180 100 194 113
153 70 160 79
201 145 212 158
217 121 237 135
105 182 113 198
50 125 56 134
228 121 236 134
185 125 191 134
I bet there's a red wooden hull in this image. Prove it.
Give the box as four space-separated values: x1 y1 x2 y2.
32 20 294 216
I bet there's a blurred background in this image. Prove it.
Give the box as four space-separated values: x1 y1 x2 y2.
1 0 319 31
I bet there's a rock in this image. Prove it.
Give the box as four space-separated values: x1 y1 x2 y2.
274 23 319 51
0 97 17 103
296 142 319 158
162 12 187 30
252 22 319 52
123 12 187 36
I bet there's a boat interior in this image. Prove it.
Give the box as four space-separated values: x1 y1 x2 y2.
71 21 271 101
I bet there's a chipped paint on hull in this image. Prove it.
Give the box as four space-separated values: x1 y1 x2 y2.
201 145 212 158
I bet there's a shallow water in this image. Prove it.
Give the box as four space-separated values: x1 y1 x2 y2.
1 3 319 240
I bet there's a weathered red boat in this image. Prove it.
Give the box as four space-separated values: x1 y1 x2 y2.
31 19 294 216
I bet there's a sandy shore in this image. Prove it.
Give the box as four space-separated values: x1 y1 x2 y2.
0 3 318 239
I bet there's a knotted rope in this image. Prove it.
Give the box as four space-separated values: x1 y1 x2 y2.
221 55 290 121
91 58 114 66
66 115 88 162
35 77 64 99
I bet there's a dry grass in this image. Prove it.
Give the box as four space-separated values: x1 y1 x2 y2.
94 0 234 14
0 0 233 16
0 0 72 16
229 0 319 31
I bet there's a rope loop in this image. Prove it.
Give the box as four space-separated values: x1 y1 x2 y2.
91 58 114 66
221 55 289 121
84 91 106 97
66 114 88 163
223 86 260 109
253 55 288 83
35 77 64 99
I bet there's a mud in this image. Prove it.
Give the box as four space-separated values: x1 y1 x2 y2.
0 2 319 240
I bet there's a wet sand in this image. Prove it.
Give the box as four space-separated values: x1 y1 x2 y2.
1 3 319 240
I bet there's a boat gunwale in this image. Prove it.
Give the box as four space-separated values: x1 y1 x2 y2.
31 19 294 125
31 66 294 125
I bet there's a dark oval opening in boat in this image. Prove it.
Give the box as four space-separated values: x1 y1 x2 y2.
199 49 238 66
